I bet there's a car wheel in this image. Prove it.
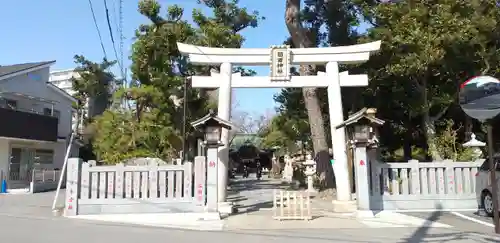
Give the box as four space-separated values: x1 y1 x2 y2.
482 191 494 217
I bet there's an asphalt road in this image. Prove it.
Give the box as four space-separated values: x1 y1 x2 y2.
1 213 499 243
1 188 500 242
401 211 498 235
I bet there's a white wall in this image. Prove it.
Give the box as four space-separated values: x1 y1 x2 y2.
0 67 74 138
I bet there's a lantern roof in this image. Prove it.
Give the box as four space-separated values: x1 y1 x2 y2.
335 107 385 129
191 110 238 130
463 133 486 147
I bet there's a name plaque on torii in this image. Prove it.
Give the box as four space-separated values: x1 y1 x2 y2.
270 45 291 81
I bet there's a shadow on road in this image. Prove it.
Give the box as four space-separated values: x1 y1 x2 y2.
227 178 288 215
402 204 499 242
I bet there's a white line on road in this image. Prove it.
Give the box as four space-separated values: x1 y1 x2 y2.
450 211 494 227
383 209 477 213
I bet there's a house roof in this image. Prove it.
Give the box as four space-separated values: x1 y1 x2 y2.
0 61 76 103
0 61 56 78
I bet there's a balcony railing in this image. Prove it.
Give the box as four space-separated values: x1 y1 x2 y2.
0 103 58 118
0 106 58 141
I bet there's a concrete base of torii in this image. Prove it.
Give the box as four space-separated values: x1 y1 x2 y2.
218 202 235 215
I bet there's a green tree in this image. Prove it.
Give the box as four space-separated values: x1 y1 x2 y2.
91 0 262 163
260 113 311 153
357 0 500 160
71 55 119 119
92 110 181 164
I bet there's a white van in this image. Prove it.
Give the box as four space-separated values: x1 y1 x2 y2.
476 159 500 216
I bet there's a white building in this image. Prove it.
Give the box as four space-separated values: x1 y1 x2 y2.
0 61 80 188
48 69 77 95
50 69 120 122
49 69 83 130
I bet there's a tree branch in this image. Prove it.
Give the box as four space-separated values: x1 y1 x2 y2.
285 0 313 48
480 43 491 75
430 106 449 123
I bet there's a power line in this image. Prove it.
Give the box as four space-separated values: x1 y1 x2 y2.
110 0 121 38
118 0 128 110
118 0 124 72
103 0 128 110
111 0 125 72
87 0 108 59
103 0 124 78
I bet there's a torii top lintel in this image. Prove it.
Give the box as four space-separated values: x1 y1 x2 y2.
176 41 381 66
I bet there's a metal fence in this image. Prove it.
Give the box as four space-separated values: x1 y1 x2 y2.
0 168 63 193
30 169 63 193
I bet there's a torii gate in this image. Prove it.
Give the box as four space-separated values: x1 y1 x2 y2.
177 41 381 205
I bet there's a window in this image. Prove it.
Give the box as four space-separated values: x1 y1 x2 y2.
43 108 60 118
5 99 17 110
53 110 60 118
43 108 51 116
34 149 54 164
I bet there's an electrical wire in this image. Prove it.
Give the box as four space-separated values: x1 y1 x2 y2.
104 0 128 110
104 0 125 79
87 0 108 59
118 0 124 71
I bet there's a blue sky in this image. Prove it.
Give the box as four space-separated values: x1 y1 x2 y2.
0 0 288 115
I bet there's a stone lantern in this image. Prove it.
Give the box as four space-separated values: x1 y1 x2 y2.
282 154 293 182
335 107 385 217
191 110 237 212
302 153 317 193
463 133 486 160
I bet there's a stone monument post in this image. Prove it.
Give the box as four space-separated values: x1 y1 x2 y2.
353 140 372 217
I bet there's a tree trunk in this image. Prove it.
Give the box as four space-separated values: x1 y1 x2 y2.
465 116 473 140
285 0 335 189
423 113 443 161
403 128 412 160
421 77 443 161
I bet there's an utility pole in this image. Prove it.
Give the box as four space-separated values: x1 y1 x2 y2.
487 123 500 234
181 77 189 162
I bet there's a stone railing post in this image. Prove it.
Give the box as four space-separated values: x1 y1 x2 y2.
408 159 420 195
184 161 193 198
444 159 455 194
194 156 206 206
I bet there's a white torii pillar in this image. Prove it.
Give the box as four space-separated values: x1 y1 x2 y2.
177 41 381 204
